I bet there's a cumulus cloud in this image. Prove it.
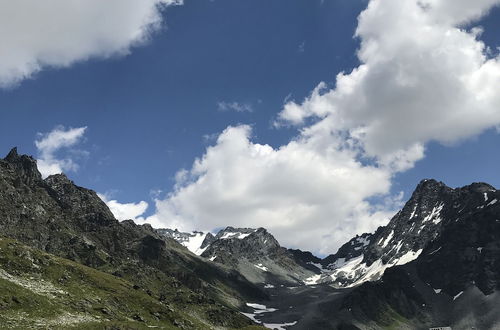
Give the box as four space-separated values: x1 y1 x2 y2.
35 126 87 178
217 101 254 113
0 0 182 88
278 0 500 164
98 193 149 222
146 125 399 254
145 0 500 254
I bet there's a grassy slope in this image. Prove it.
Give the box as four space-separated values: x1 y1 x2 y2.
0 237 264 329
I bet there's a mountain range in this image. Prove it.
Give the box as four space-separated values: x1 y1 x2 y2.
1 147 499 329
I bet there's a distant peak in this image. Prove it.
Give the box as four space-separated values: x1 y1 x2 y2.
412 179 447 194
4 147 18 161
462 182 496 193
45 173 71 184
3 147 37 165
417 178 442 187
3 147 42 182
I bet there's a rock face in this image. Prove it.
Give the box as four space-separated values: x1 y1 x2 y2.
158 226 320 285
159 179 500 292
326 179 500 329
0 148 264 329
311 179 497 288
267 179 500 329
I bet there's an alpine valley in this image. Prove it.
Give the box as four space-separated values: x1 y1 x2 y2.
1 147 500 330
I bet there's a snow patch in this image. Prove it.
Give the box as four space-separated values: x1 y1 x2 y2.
243 303 284 326
409 204 418 219
264 284 275 289
329 249 422 288
394 240 403 253
380 230 394 248
263 321 298 330
304 274 321 285
209 255 217 261
178 232 209 255
423 203 444 224
355 236 370 247
327 257 350 270
221 231 253 240
395 249 423 266
246 303 278 314
488 199 497 206
484 192 489 202
434 288 442 294
353 236 370 251
255 264 268 272
247 303 267 310
329 255 364 279
453 291 464 300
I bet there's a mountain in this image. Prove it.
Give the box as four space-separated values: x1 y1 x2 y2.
239 179 500 329
0 148 265 329
156 228 214 256
321 179 500 329
159 226 321 286
312 179 498 288
3 146 500 329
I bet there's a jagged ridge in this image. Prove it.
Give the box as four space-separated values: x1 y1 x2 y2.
0 148 265 329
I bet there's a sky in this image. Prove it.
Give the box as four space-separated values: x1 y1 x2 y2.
0 0 499 255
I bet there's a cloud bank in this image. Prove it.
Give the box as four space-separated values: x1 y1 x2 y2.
0 0 182 88
146 0 500 255
278 0 500 162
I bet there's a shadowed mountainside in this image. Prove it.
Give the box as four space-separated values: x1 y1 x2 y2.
0 147 266 329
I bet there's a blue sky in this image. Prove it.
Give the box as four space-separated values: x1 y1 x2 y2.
0 0 499 254
0 0 364 200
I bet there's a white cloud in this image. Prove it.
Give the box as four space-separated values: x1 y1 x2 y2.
278 0 500 164
146 125 397 254
144 0 500 255
217 101 254 113
35 126 87 178
0 0 182 88
98 193 149 222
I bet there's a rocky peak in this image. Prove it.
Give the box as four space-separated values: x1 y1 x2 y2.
42 173 116 225
314 178 500 289
214 226 260 239
460 181 496 193
44 173 73 190
4 147 19 161
3 147 42 184
322 232 374 269
409 179 450 202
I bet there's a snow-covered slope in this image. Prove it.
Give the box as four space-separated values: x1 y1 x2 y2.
156 229 213 255
158 226 320 285
308 179 499 288
159 179 500 291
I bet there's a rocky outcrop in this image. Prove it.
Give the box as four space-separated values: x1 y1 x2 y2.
312 179 500 287
292 179 500 329
0 148 264 329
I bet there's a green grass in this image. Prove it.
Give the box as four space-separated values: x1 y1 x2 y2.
0 238 221 329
